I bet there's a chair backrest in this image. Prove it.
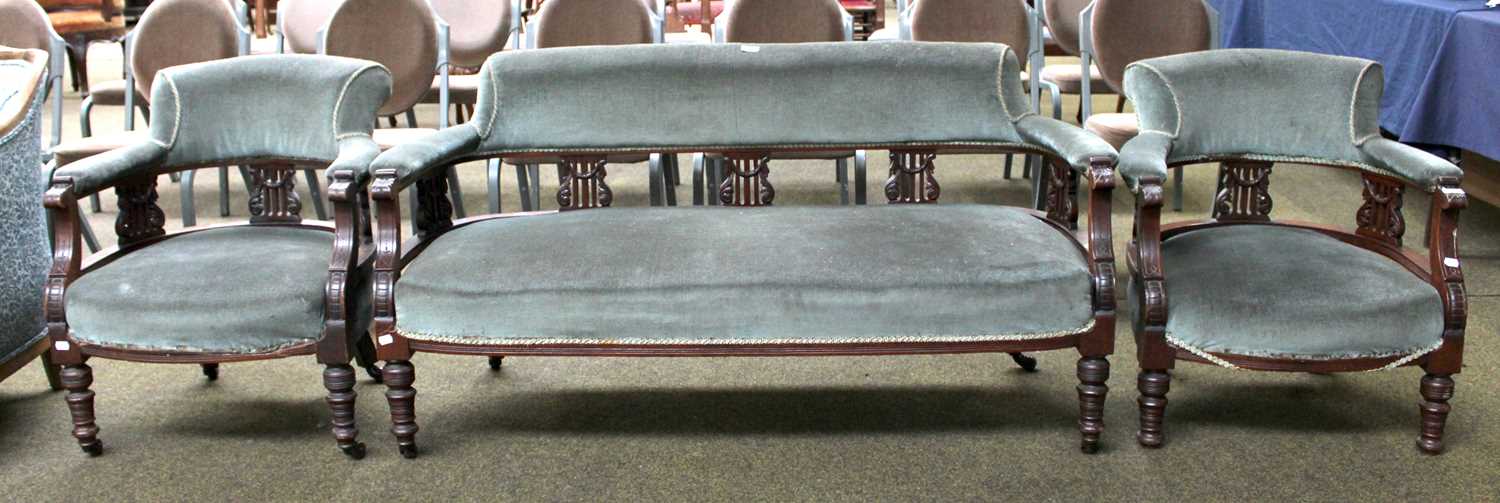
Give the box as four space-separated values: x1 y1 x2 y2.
1089 0 1211 95
1124 49 1383 166
129 0 241 101
322 0 439 116
533 0 654 48
278 0 343 54
0 0 57 52
1040 0 1088 56
722 0 846 43
466 42 1044 154
431 0 514 67
0 48 49 366
909 0 1029 59
146 55 390 167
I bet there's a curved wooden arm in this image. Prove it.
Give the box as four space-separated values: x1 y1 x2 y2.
1426 177 1467 373
43 183 84 365
1085 157 1116 314
1129 178 1171 367
318 170 363 365
369 170 409 360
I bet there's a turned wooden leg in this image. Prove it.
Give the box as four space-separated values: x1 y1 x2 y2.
201 363 219 381
324 364 365 459
1136 370 1170 448
383 360 419 459
1417 373 1454 454
42 350 63 391
60 364 102 456
1007 352 1037 372
1076 357 1109 453
488 356 504 371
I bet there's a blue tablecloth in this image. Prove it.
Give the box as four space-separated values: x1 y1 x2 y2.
1208 0 1500 160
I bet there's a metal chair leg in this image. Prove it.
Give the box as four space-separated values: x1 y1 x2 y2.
304 168 328 220
836 157 849 205
707 156 721 206
514 163 533 211
218 166 230 217
446 167 466 218
648 154 664 206
77 206 100 253
1172 167 1185 212
404 109 418 128
1003 154 1013 179
666 154 681 186
854 150 867 205
487 159 501 214
528 163 541 210
180 170 197 227
662 156 678 206
692 153 705 206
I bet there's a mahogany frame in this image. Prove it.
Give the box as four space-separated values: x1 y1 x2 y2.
42 158 379 459
1127 159 1467 454
368 146 1118 458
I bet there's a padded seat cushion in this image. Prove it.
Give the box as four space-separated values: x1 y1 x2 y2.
1159 225 1444 361
423 73 480 105
396 205 1096 345
374 128 438 150
66 226 353 354
50 131 147 166
47 10 125 34
85 79 145 106
1040 63 1108 94
1084 112 1138 150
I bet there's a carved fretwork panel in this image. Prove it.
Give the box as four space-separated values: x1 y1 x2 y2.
1356 174 1405 246
1213 162 1273 221
719 154 774 206
247 165 303 224
557 157 612 210
1045 160 1078 228
414 168 455 235
886 150 939 204
114 176 165 246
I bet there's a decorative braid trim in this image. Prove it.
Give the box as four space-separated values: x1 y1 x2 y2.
1166 333 1444 372
68 331 318 355
397 319 1094 347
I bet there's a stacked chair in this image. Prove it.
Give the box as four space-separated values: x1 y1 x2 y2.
36 0 127 95
0 48 60 390
41 54 389 459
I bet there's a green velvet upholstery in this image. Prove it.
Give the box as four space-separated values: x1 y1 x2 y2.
1150 225 1443 362
372 42 1116 187
395 205 1096 345
0 50 49 367
53 55 391 195
65 226 364 354
1117 49 1462 192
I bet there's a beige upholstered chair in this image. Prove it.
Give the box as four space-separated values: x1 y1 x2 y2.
420 0 522 130
274 0 340 55
498 0 676 212
705 0 866 204
0 0 67 149
36 0 127 95
1075 0 1216 210
320 0 466 218
1038 0 1107 105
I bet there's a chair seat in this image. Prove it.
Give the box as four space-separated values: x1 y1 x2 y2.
421 73 480 105
85 79 144 106
50 131 148 166
1083 112 1138 149
1039 63 1109 94
395 205 1096 346
47 10 125 35
374 128 438 150
1159 225 1444 362
65 226 352 354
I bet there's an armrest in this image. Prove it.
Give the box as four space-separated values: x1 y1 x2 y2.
1117 130 1172 192
1358 138 1463 192
51 142 169 196
369 125 482 190
326 137 381 189
1014 114 1118 173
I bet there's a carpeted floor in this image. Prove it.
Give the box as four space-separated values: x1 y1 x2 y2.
2 39 1498 502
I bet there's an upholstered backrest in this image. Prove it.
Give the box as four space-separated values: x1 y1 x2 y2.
279 0 342 54
1040 0 1087 56
431 0 512 67
467 42 1034 154
723 0 845 43
533 0 654 48
147 55 390 167
129 0 240 100
323 0 438 116
1124 49 1383 166
1090 0 1210 95
0 0 55 53
0 48 49 360
910 0 1029 61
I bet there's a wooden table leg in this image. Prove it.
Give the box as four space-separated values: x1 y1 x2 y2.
254 0 269 38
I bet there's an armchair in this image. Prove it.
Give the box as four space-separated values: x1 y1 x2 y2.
42 54 390 458
1120 49 1468 454
0 48 60 390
